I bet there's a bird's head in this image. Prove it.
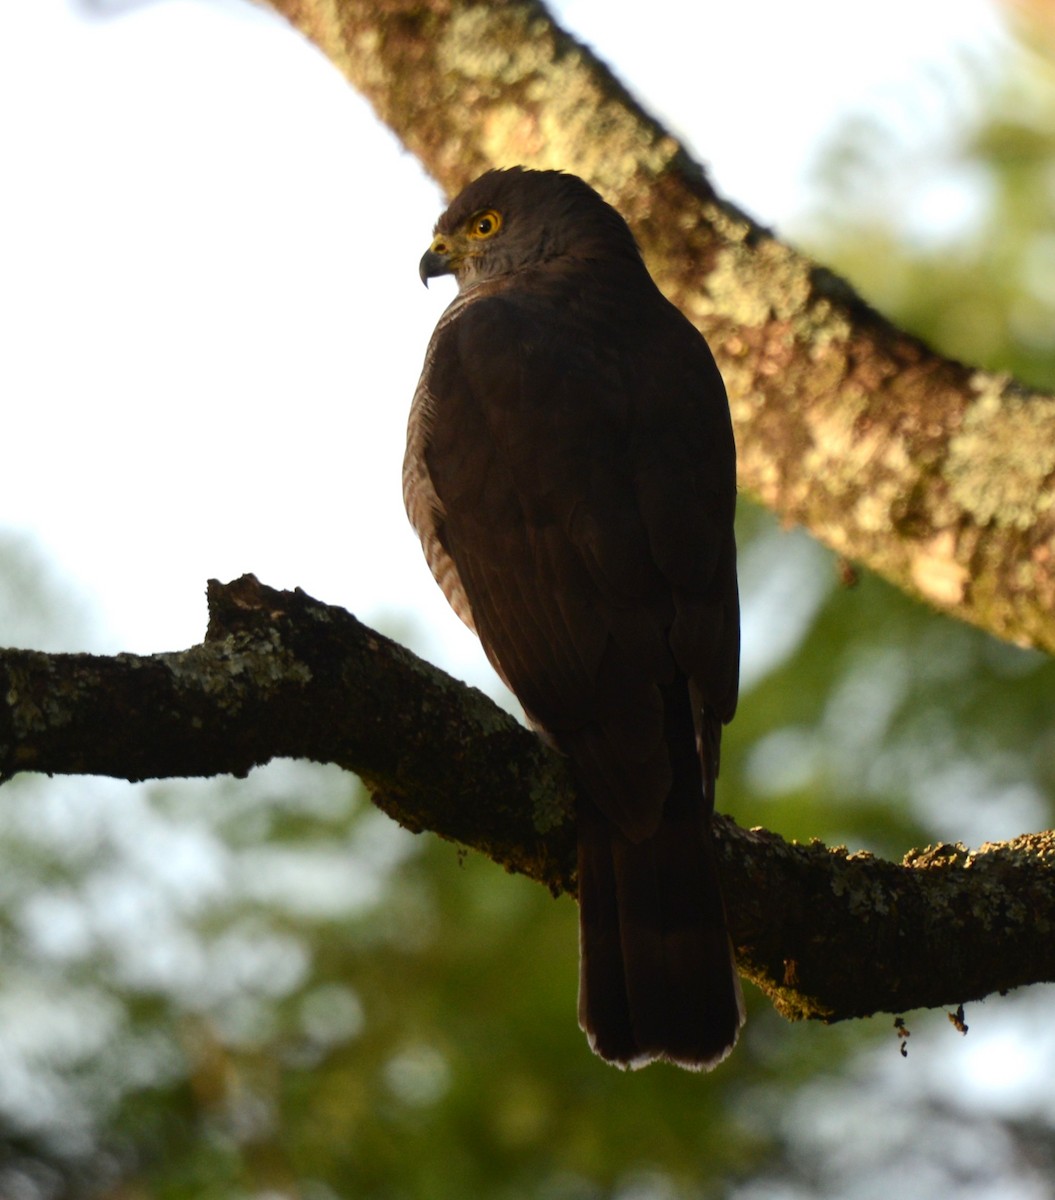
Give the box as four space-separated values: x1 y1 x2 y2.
419 166 641 292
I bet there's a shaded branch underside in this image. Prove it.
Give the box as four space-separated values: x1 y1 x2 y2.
2 575 1053 1024
265 0 1055 656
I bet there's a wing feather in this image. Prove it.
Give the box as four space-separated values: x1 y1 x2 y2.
406 278 737 840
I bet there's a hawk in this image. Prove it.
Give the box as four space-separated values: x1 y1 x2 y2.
405 167 743 1070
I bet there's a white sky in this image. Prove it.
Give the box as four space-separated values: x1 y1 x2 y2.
0 0 1006 690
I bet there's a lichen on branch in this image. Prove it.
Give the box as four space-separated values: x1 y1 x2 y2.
3 575 1055 1025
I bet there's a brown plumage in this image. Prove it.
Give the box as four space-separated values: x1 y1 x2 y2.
405 167 743 1069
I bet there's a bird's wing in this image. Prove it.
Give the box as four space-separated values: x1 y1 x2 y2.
408 283 737 840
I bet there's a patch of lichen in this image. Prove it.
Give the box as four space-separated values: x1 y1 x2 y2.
947 376 1055 531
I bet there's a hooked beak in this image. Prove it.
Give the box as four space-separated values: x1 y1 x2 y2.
419 236 457 287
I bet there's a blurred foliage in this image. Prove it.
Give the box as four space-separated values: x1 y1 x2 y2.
5 9 1055 1200
800 12 1055 391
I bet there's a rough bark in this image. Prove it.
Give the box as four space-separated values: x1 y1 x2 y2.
2 574 1054 1025
266 0 1055 656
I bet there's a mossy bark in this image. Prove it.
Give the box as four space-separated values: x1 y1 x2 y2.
3 575 1055 1025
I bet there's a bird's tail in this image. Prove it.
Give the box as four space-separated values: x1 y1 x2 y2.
576 690 744 1071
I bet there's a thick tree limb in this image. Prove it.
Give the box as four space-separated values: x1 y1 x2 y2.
266 0 1055 656
3 575 1054 1024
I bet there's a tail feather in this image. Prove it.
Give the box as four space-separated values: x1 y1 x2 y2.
577 684 743 1070
576 803 638 1064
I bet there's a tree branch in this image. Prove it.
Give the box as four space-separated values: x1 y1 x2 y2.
266 0 1055 656
3 575 1054 1023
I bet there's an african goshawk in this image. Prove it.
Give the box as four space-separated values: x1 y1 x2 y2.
405 167 743 1070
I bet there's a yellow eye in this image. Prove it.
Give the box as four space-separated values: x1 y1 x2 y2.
468 209 502 239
